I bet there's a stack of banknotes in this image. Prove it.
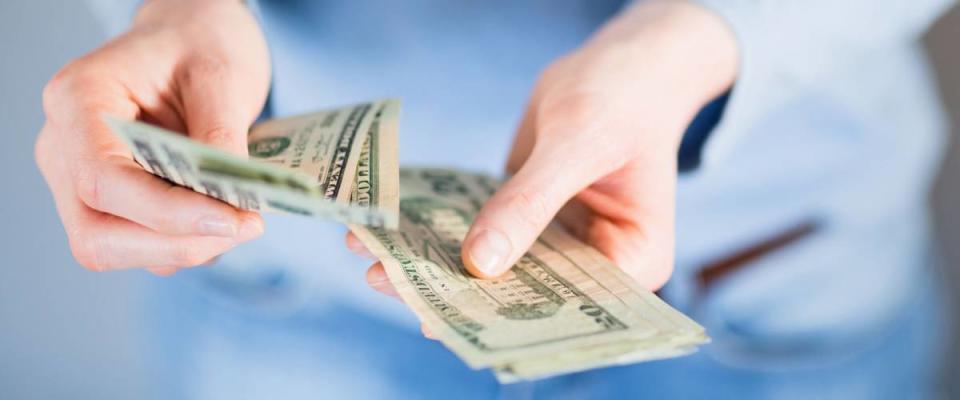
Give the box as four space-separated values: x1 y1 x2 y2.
106 99 708 382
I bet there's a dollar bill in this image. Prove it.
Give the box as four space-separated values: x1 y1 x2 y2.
349 168 708 381
348 101 400 228
104 99 400 228
106 98 705 379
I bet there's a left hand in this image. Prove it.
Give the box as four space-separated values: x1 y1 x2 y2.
347 0 738 335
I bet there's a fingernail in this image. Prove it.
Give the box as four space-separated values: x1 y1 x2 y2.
467 229 512 277
236 214 265 241
197 216 237 237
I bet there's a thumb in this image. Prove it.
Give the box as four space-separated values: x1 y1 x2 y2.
177 58 268 156
462 143 610 279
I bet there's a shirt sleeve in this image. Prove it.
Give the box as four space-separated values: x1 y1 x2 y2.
84 0 266 38
690 0 955 167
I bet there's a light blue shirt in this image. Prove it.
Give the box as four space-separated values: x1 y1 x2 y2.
91 1 954 398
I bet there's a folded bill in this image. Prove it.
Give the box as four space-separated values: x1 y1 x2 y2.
104 99 400 228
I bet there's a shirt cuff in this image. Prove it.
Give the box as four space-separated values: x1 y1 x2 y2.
677 92 730 172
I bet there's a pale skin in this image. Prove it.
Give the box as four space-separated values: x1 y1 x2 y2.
37 0 737 333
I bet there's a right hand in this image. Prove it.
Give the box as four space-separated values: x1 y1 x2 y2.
36 0 271 276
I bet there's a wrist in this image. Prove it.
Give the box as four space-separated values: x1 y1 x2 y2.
592 0 738 111
135 0 250 29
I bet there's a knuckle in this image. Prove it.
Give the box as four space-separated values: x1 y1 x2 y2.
502 190 552 232
168 243 212 268
42 60 95 118
180 54 231 86
42 67 72 112
69 231 104 272
73 164 102 210
151 207 179 233
201 125 235 147
539 56 574 84
33 129 52 172
538 90 604 133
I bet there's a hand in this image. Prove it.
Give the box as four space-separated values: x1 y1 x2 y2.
458 0 738 289
36 0 271 276
349 0 738 321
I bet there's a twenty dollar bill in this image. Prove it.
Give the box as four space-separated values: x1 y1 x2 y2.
104 99 400 228
350 168 708 381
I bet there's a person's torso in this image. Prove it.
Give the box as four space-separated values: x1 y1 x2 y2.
192 0 947 365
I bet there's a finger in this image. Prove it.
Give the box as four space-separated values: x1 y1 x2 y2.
146 255 219 277
462 164 566 278
365 262 400 299
70 210 262 271
555 197 594 241
557 177 676 290
463 144 615 279
421 324 437 340
39 126 263 271
41 60 263 239
177 55 268 156
148 267 178 277
75 157 264 237
365 264 437 340
345 231 375 259
579 212 672 290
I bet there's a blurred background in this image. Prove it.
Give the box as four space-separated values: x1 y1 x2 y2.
0 1 958 398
